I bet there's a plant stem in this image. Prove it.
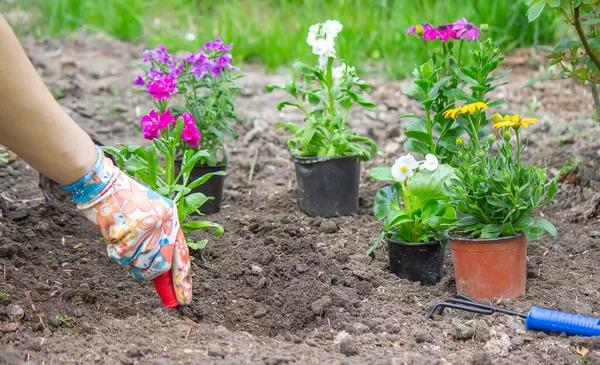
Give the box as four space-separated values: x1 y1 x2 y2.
574 6 600 76
515 127 521 163
458 39 464 66
326 57 335 118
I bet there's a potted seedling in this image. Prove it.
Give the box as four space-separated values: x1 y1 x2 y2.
369 154 455 285
442 112 559 301
267 20 377 217
135 39 240 213
107 69 224 255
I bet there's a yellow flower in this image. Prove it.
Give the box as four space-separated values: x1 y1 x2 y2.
442 102 488 119
492 113 538 129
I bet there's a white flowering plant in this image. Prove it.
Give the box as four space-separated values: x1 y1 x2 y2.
266 20 377 160
367 153 456 257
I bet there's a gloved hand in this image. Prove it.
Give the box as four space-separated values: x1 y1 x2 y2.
60 147 192 305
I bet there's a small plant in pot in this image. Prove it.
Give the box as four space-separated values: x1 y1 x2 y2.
266 20 377 217
443 112 559 301
135 39 241 213
369 154 456 285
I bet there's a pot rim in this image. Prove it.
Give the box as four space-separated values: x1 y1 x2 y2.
444 227 524 242
384 233 441 247
291 153 360 164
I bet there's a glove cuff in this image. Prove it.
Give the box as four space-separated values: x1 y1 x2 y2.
60 147 113 204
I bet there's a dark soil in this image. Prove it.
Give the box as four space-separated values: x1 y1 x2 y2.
1 34 600 364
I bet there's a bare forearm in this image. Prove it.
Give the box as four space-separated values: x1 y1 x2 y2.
0 15 96 185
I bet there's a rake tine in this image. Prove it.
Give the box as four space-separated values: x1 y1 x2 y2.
426 301 494 319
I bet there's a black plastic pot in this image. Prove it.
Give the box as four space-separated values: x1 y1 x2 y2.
292 154 360 217
386 234 445 285
176 161 226 214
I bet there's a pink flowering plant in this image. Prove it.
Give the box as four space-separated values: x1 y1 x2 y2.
134 39 241 166
102 41 243 252
266 20 377 159
402 19 510 166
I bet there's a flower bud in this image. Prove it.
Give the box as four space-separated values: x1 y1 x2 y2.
416 24 424 35
488 134 496 141
502 130 511 141
455 137 464 146
480 24 488 32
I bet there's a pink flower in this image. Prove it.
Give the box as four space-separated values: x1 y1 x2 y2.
423 24 458 42
133 75 145 86
406 23 433 37
452 18 481 41
180 112 200 147
140 110 176 140
147 76 178 100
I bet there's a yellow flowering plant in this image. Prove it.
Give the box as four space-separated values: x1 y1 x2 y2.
443 112 559 240
402 22 509 166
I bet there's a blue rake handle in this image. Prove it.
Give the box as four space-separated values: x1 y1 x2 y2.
526 306 600 337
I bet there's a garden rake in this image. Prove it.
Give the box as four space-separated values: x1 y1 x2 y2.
427 294 600 336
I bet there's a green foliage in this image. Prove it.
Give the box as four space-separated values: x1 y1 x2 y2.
403 34 508 165
103 118 225 250
444 134 559 241
368 162 456 257
8 0 563 78
268 50 377 160
526 0 600 115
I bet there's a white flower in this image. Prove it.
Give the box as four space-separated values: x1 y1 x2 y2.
185 33 196 41
391 154 420 182
321 20 343 40
306 24 320 46
331 64 345 82
312 38 336 67
423 154 439 171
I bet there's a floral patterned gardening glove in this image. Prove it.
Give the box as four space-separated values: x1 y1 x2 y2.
60 147 192 305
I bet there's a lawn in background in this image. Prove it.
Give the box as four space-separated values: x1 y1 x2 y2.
4 0 565 77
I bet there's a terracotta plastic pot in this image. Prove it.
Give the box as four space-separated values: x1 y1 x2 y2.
385 234 445 285
446 228 528 301
292 154 360 217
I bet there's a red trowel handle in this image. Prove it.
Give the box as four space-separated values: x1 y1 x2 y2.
153 271 179 308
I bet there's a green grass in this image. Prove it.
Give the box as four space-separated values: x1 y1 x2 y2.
5 0 565 77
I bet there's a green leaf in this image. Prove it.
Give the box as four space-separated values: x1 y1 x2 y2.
536 45 555 53
292 62 320 77
366 232 385 258
276 122 301 134
182 220 224 236
301 116 317 149
265 83 285 93
185 192 211 212
180 149 211 177
444 89 473 102
486 195 512 209
147 147 158 189
404 139 430 156
187 171 227 190
153 139 169 155
384 210 411 231
546 179 558 203
408 164 456 201
480 224 502 238
405 130 433 145
546 0 560 7
277 101 301 111
527 0 546 22
369 166 394 181
187 239 208 250
534 218 557 238
582 18 600 26
373 183 402 220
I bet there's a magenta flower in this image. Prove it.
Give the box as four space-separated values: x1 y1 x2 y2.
142 44 170 64
169 62 185 77
147 76 178 100
202 37 233 53
147 67 165 80
180 112 200 147
452 18 481 41
140 110 176 140
406 23 433 37
423 24 458 42
133 75 145 86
